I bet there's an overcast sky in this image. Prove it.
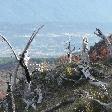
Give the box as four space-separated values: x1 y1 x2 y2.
0 0 112 24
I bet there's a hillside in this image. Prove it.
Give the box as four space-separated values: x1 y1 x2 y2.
12 60 112 112
0 34 112 112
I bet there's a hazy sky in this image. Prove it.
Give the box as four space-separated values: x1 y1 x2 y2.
0 0 112 24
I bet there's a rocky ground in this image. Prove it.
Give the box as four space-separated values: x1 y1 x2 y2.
12 59 112 112
0 57 112 112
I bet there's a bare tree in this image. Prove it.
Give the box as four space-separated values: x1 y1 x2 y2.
94 28 112 58
13 25 44 88
65 36 75 63
81 34 90 64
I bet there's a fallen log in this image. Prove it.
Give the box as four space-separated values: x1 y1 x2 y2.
92 99 112 110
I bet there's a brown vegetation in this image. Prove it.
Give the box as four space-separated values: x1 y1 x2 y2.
89 36 112 62
59 55 81 64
